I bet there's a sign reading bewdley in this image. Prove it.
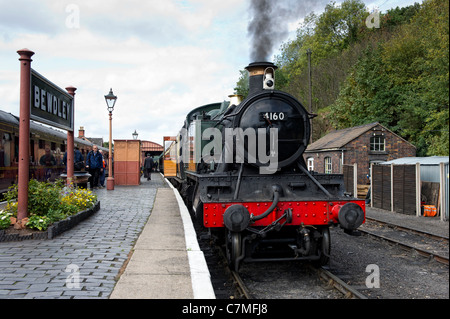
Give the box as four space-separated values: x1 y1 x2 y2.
30 69 74 131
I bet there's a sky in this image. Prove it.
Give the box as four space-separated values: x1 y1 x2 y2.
0 0 422 147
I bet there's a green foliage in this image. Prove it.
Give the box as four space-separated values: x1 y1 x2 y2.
330 0 449 155
2 179 98 231
0 211 13 230
27 179 62 217
236 0 448 156
234 70 249 98
26 215 52 231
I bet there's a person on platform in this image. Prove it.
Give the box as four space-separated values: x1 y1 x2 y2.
143 154 154 181
39 147 56 180
99 150 106 188
85 145 103 189
39 147 56 167
63 147 85 172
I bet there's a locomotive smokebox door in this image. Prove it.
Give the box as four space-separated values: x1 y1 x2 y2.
223 205 250 232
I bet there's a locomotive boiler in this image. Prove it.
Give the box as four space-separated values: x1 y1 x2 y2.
164 61 365 270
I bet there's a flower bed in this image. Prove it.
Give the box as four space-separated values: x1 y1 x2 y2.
0 180 100 242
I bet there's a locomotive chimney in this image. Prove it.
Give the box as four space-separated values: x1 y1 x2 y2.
245 62 277 96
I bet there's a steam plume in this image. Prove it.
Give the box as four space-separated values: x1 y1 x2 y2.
247 0 325 62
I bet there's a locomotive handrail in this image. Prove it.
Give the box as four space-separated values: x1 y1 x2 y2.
297 163 332 198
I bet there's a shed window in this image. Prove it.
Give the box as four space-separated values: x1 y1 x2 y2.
370 135 385 152
325 157 332 174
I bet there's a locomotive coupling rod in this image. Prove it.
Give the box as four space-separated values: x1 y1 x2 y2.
251 185 281 221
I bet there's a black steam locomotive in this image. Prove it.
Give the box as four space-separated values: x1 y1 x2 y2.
164 62 365 270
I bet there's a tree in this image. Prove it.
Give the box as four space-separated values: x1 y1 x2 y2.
233 70 249 98
330 0 449 155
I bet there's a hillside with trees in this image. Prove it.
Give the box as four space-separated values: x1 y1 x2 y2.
235 0 448 156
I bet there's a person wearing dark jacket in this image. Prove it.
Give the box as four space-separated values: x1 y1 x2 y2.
63 147 85 171
85 145 103 189
143 154 154 181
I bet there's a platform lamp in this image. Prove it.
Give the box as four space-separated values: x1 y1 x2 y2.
105 88 117 190
132 130 138 140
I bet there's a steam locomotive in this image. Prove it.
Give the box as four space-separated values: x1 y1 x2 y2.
164 62 365 270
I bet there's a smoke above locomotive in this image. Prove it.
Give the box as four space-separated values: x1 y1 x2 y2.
247 0 327 61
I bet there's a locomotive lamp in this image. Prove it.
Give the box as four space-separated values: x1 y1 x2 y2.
105 88 117 190
263 68 275 90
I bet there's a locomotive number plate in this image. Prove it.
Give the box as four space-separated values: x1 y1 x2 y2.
260 112 286 122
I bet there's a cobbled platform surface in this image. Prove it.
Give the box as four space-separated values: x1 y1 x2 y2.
0 173 167 299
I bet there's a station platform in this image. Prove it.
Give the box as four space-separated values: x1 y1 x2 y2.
0 173 214 299
110 177 215 299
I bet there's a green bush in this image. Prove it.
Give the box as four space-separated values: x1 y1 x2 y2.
0 211 13 230
2 179 97 231
26 215 52 231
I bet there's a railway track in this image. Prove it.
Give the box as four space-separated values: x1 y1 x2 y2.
194 220 365 299
360 218 449 265
315 266 368 299
230 264 368 299
189 195 447 300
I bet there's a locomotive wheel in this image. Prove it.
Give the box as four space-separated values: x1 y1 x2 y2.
226 230 242 271
313 228 331 267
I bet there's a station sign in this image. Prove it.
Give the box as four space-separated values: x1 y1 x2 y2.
30 69 74 131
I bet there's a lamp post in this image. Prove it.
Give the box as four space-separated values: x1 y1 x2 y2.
105 88 117 190
132 130 138 140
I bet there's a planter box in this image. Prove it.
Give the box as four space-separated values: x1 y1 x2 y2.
0 201 100 242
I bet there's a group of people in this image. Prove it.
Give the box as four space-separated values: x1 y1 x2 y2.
63 145 107 189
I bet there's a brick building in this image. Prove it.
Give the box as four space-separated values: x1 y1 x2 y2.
303 122 416 185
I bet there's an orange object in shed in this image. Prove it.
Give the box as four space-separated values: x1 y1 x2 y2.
423 205 437 217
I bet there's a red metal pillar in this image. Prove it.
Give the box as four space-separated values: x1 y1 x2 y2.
65 87 77 186
16 48 35 227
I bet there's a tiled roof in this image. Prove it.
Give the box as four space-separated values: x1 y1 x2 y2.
306 122 379 151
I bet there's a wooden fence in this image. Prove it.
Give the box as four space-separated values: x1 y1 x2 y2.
372 164 417 215
343 164 357 197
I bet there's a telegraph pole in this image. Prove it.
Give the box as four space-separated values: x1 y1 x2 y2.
307 48 313 144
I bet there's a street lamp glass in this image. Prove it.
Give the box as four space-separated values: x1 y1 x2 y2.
132 130 138 140
104 88 117 112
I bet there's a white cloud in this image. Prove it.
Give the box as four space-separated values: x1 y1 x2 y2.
0 0 420 146
0 0 249 145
